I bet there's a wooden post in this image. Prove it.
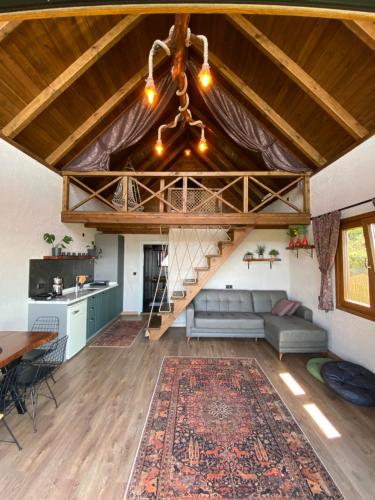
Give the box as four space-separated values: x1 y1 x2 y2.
159 178 165 212
62 175 70 211
122 175 128 212
182 176 188 213
243 175 249 213
303 174 311 214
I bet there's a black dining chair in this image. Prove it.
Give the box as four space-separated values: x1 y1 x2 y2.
17 335 67 433
0 365 24 450
22 317 60 377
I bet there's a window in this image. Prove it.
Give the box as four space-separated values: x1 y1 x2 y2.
336 212 375 321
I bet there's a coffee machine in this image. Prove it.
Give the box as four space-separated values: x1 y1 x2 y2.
52 276 63 296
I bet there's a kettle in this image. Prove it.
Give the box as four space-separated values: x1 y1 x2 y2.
52 276 63 296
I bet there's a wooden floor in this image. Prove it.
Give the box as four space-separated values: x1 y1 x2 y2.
1 322 375 500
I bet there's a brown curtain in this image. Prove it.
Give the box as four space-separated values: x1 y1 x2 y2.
188 60 310 173
63 73 175 171
312 211 341 311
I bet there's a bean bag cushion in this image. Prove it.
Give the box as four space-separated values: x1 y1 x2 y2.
306 358 332 383
321 361 375 406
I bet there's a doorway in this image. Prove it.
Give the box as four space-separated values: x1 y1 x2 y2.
142 245 168 313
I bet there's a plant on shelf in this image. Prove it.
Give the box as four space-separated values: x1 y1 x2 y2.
243 251 254 260
298 225 309 247
43 233 73 256
256 244 266 258
286 227 298 249
268 249 280 260
86 241 103 258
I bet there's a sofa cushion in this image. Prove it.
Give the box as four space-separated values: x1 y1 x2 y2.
271 299 296 316
252 290 287 313
287 301 302 316
261 313 327 347
193 289 253 313
195 311 264 330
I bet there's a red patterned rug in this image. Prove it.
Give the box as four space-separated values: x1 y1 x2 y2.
90 319 145 347
125 357 343 499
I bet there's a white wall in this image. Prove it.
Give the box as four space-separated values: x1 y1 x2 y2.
0 139 97 330
290 137 375 372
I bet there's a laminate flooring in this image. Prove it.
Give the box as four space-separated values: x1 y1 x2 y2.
0 322 374 500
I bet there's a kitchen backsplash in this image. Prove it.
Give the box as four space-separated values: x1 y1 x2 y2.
29 259 95 297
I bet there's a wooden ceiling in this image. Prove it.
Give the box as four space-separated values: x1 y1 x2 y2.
0 13 374 178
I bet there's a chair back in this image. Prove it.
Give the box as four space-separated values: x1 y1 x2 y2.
42 336 68 367
0 365 22 414
31 316 59 333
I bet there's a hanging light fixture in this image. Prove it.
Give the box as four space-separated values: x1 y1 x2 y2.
154 138 164 156
146 25 211 156
144 38 171 107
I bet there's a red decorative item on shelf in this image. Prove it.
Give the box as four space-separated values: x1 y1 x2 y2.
288 238 295 249
295 238 301 248
302 235 309 248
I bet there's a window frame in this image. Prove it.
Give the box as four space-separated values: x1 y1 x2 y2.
335 211 375 322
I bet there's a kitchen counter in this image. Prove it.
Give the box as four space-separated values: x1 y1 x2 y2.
28 283 119 305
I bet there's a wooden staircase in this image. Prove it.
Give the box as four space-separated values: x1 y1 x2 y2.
147 227 252 340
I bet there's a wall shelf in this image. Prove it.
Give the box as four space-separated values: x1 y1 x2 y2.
243 257 281 270
43 256 96 260
285 245 315 258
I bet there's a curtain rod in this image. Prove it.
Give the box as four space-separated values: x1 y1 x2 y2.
310 197 374 219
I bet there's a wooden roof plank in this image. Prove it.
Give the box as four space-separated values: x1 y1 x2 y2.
228 14 369 140
1 14 143 139
0 20 22 43
343 20 375 52
46 54 166 166
207 49 327 167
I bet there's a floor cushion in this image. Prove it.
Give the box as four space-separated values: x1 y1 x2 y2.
321 361 375 406
306 357 332 383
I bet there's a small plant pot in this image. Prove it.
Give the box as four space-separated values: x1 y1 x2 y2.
52 247 61 257
87 248 97 257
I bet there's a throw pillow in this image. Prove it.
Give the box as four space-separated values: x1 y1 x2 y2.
271 299 296 317
287 301 302 316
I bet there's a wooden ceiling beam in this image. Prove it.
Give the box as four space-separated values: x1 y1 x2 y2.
0 20 22 42
46 54 166 166
343 20 375 51
228 15 368 140
1 15 143 139
202 49 327 167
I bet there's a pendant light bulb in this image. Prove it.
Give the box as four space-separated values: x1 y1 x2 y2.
145 77 157 106
155 138 164 156
198 136 208 153
199 63 212 89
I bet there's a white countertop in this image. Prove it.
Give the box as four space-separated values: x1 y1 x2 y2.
28 282 119 305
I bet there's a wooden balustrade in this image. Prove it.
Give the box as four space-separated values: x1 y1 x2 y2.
61 170 311 228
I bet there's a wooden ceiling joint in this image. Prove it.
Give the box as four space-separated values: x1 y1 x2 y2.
343 20 375 51
0 20 22 42
1 14 143 139
228 15 369 140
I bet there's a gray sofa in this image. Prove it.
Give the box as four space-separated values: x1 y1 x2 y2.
186 289 327 360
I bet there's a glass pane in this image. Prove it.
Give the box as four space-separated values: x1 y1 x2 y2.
343 226 370 306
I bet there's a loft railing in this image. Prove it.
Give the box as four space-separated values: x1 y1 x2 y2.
61 170 311 215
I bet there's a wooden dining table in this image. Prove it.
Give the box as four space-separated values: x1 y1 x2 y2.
0 330 58 369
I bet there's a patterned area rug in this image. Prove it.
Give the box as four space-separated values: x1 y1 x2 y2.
126 357 343 499
90 319 145 347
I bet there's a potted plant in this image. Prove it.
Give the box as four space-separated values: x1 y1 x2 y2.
43 233 73 256
298 225 309 247
243 251 254 261
268 249 280 260
256 244 266 258
86 241 102 258
287 227 298 249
